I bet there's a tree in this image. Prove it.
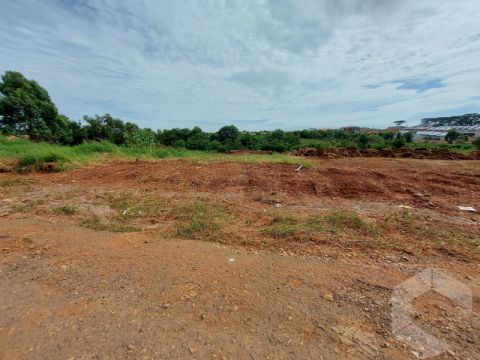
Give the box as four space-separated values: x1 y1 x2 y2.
403 132 413 143
472 138 480 150
392 137 406 149
239 132 258 149
445 129 460 143
0 71 59 140
125 128 155 148
218 125 240 147
383 132 395 141
83 114 126 144
185 127 210 150
356 134 369 149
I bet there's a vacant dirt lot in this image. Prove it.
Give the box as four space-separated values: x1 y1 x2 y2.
1 158 479 359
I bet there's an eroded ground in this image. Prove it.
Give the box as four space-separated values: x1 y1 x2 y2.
0 158 479 359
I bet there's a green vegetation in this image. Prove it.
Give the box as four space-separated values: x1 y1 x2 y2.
55 206 76 215
0 134 311 171
0 177 34 187
323 209 377 236
11 204 26 212
103 191 167 222
384 210 480 255
80 216 139 233
175 202 231 241
1 70 478 169
261 209 378 242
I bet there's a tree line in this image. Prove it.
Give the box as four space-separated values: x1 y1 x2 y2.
0 71 305 152
0 70 447 152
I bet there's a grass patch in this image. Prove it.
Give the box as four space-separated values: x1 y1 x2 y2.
383 210 480 255
0 135 313 172
80 216 108 231
174 202 231 241
0 178 35 187
102 191 167 222
110 225 141 233
262 217 300 238
11 204 26 213
324 209 377 235
55 206 76 215
80 215 141 233
261 209 378 243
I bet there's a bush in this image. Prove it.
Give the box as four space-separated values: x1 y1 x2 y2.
356 134 369 149
473 138 480 150
392 137 406 149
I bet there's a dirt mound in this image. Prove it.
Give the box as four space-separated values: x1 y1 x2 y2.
294 147 480 160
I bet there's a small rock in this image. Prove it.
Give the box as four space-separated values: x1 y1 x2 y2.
323 293 334 301
127 344 135 351
161 303 171 309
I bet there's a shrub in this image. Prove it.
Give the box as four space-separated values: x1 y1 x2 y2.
392 137 406 149
473 138 480 150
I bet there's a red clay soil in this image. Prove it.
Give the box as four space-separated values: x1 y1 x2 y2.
294 147 480 160
1 158 479 359
47 158 480 211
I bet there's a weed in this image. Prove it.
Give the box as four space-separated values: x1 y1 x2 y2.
260 209 378 243
383 210 480 256
80 216 107 231
324 209 377 235
0 178 34 187
11 204 26 212
175 202 230 241
261 217 299 239
56 206 76 215
111 225 141 233
104 191 166 221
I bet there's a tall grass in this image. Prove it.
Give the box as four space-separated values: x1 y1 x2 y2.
0 135 311 171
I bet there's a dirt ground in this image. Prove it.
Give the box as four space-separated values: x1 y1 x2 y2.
0 158 479 359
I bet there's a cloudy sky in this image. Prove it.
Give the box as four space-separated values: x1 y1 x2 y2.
1 0 480 131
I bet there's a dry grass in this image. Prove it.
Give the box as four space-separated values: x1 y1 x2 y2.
100 191 168 221
174 201 233 242
381 210 480 256
0 177 35 187
261 209 378 243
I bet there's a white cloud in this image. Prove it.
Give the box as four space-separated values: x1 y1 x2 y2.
0 0 479 130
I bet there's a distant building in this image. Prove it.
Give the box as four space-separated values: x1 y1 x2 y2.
340 126 378 133
403 125 480 142
340 126 361 133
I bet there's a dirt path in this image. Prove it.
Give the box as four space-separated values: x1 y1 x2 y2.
1 158 479 359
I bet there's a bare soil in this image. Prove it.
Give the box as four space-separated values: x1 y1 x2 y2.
294 147 480 160
0 158 479 359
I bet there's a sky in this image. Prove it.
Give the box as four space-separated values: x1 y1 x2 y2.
1 0 480 131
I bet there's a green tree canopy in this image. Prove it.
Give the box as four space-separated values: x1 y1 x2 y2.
218 125 240 147
445 129 460 143
0 71 60 140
